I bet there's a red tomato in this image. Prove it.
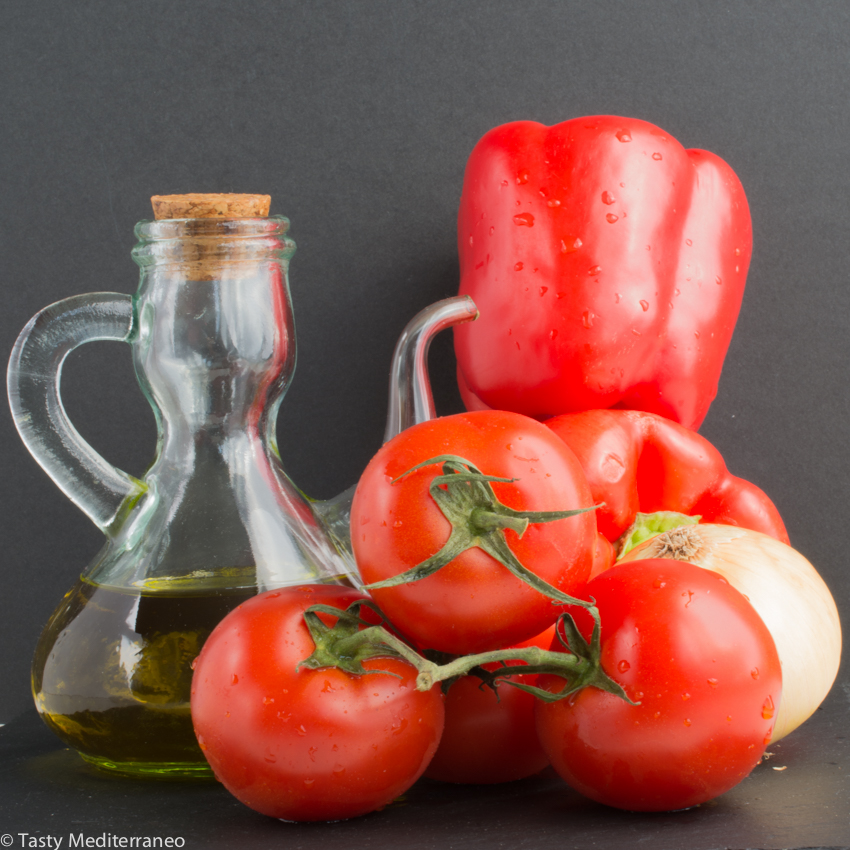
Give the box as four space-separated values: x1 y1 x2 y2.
424 626 554 784
190 585 445 822
535 560 781 811
351 410 597 654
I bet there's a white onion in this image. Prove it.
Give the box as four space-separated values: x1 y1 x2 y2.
619 523 841 742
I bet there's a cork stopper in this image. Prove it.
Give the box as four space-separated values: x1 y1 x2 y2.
150 193 271 220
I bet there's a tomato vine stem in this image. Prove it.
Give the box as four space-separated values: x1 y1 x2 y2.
299 599 633 705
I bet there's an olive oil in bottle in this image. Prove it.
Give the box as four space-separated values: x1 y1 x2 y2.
32 577 255 778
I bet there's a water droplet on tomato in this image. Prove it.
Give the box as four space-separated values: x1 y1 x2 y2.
640 300 649 311
582 311 594 329
263 696 275 705
489 226 495 235
606 213 619 223
601 191 616 205
308 746 318 761
617 660 630 673
469 236 473 247
573 238 583 250
264 750 277 764
513 212 534 226
683 718 692 727
548 199 561 207
514 262 524 271
652 152 663 161
549 329 558 340
652 578 666 588
764 728 773 745
694 330 700 339
762 696 775 719
735 247 741 256
303 778 315 787
539 286 548 296
751 668 760 680
231 673 239 685
715 276 723 285
616 129 631 142
685 239 693 246
297 725 308 736
517 170 529 184
190 657 197 670
589 265 602 276
333 763 346 776
632 328 641 336
707 678 718 688
393 520 403 528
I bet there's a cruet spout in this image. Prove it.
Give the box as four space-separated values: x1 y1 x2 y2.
313 295 478 571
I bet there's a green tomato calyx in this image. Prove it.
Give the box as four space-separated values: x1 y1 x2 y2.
361 454 600 608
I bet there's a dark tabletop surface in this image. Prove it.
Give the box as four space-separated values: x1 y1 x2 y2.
2 686 848 850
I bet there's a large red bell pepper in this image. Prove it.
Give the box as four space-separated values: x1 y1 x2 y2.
454 117 752 430
545 409 789 552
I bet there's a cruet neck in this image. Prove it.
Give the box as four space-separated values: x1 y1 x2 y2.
131 216 296 278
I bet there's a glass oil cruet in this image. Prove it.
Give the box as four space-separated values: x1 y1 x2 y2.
7 193 477 778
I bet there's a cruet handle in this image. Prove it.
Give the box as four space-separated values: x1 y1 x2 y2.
312 296 478 566
383 295 478 443
7 292 144 532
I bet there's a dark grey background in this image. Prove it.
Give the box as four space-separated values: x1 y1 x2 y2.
1 0 849 842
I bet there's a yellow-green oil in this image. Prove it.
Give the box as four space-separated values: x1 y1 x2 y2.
32 575 256 778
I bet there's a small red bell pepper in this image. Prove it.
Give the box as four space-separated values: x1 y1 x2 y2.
545 410 789 558
454 116 752 430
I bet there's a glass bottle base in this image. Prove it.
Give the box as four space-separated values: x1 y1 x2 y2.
78 751 216 780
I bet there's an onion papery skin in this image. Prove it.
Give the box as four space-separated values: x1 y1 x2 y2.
620 524 841 742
